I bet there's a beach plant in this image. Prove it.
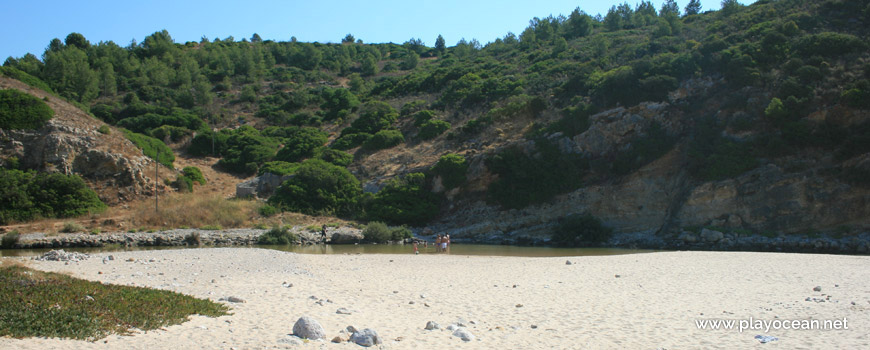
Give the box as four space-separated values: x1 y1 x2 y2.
1 230 20 249
257 225 298 245
390 226 412 241
60 222 85 233
551 213 613 246
258 204 279 217
184 232 201 246
362 221 392 243
0 264 228 340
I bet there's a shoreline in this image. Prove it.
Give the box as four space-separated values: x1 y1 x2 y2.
3 227 869 256
2 248 868 349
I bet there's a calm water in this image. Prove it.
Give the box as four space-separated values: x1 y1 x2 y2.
1 243 653 258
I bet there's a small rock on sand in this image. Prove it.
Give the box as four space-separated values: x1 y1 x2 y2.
453 328 475 341
336 308 352 315
566 260 573 265
813 286 822 292
425 321 440 330
292 316 326 340
350 329 382 347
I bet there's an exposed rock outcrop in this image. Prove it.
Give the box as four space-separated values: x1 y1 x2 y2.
0 77 159 205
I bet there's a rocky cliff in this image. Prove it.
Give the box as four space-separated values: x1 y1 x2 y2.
0 77 159 205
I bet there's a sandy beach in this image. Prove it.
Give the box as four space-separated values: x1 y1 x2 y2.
2 248 868 349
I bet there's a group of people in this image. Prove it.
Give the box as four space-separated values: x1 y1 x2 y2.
412 234 451 254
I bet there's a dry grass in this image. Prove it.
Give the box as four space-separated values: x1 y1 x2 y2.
129 193 260 229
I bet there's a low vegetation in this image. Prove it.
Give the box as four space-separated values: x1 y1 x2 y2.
362 221 412 243
551 213 613 246
0 263 228 340
0 169 106 225
130 193 259 229
0 89 54 130
257 225 298 245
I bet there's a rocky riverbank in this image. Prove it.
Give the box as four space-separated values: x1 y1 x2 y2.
4 226 869 255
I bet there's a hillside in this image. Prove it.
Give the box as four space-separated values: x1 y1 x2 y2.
2 0 869 245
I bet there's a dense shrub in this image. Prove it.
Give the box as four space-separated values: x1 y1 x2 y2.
268 159 362 216
123 130 175 167
0 67 54 94
362 221 392 243
315 148 353 167
257 225 298 245
215 126 279 175
430 153 468 189
272 127 328 162
350 101 398 134
797 32 865 57
365 173 441 225
611 122 676 175
2 230 21 248
172 175 194 192
0 89 54 129
257 204 280 217
182 166 206 185
0 169 106 224
258 161 300 176
551 213 613 246
687 120 758 181
363 129 404 150
418 119 451 140
487 139 588 209
116 109 203 134
150 125 192 143
97 125 111 134
331 133 372 150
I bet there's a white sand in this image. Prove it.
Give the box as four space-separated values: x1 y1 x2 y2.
2 248 868 349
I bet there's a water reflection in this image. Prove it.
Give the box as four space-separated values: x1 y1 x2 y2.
1 243 653 258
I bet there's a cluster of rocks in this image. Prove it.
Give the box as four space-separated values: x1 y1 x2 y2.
32 249 90 262
290 316 477 347
660 229 870 254
292 316 382 347
14 229 264 249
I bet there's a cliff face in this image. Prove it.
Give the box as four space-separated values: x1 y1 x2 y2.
0 77 157 205
396 83 870 242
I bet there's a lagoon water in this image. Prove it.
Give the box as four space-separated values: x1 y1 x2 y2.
1 243 653 257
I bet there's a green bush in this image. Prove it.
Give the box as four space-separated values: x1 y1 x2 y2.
365 173 441 225
1 230 20 249
257 204 280 217
687 120 758 181
363 129 405 150
611 122 676 175
182 166 206 185
551 214 613 246
172 175 194 193
272 127 328 163
412 110 438 126
331 133 372 150
123 130 175 167
268 159 362 216
315 148 353 167
150 125 192 142
97 125 111 134
487 139 588 209
362 221 392 243
215 126 279 175
390 226 412 241
418 119 451 140
0 89 54 130
0 67 54 94
430 153 468 189
60 222 85 233
350 101 398 134
257 225 298 245
258 161 300 176
400 100 427 116
0 169 106 224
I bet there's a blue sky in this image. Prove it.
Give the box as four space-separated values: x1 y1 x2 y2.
2 0 753 60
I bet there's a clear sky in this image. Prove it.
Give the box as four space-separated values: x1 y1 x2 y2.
1 0 753 60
